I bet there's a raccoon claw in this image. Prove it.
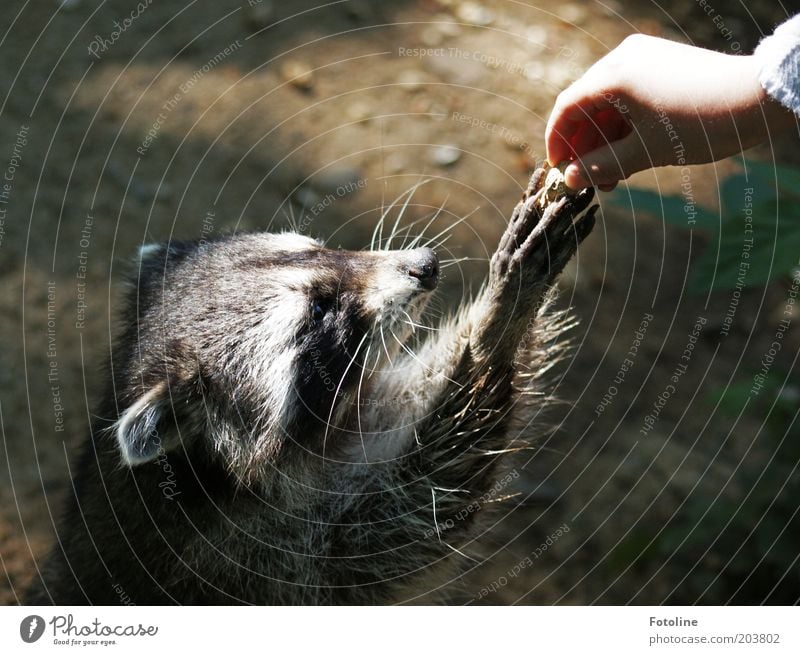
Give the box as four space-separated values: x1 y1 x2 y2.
489 166 597 293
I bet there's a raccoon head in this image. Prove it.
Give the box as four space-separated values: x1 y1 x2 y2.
110 231 438 480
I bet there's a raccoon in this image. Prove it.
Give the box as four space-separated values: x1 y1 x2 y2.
26 168 596 605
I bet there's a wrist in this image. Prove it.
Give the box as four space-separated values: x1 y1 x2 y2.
753 15 800 118
725 54 795 149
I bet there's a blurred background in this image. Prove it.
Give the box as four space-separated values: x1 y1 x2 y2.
1 0 800 605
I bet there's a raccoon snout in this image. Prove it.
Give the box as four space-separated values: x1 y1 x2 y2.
406 248 439 291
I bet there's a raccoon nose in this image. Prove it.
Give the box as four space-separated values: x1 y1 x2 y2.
407 248 439 291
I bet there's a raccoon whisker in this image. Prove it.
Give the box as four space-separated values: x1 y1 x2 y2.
400 319 439 333
385 224 414 247
356 342 371 462
431 488 441 542
283 203 294 232
420 306 446 323
372 181 428 251
280 201 300 233
443 541 481 564
370 211 384 252
387 205 450 251
399 309 416 334
375 183 385 251
439 257 487 267
322 331 370 462
366 328 384 378
292 203 304 234
485 492 523 504
385 180 429 251
421 234 453 252
371 190 393 252
432 486 470 494
390 330 464 388
406 196 449 250
420 206 479 250
400 309 439 332
379 324 394 368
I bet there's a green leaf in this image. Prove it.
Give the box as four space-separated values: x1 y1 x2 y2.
690 199 800 292
732 156 800 200
608 159 800 292
608 188 719 229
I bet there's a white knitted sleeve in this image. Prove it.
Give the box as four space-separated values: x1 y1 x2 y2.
753 14 800 115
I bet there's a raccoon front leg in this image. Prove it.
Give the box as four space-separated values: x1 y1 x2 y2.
330 171 598 600
407 171 596 498
468 170 597 362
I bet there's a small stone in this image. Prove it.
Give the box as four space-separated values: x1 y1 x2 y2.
347 102 371 123
424 52 484 84
433 14 462 37
447 94 464 112
397 70 426 92
523 61 546 82
420 25 444 47
429 102 449 120
383 153 406 174
429 144 461 167
244 0 274 29
557 4 588 24
524 26 548 53
600 0 622 16
280 60 314 91
456 2 494 26
501 130 524 150
343 0 371 23
410 97 432 114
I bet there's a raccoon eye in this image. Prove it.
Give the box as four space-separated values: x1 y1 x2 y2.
310 300 326 323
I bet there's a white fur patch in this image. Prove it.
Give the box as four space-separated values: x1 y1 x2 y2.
272 232 321 252
137 243 163 260
362 255 416 318
246 286 308 440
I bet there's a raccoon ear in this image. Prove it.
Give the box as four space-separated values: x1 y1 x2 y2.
137 243 164 262
115 382 178 466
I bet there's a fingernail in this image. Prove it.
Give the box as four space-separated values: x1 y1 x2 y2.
564 163 589 190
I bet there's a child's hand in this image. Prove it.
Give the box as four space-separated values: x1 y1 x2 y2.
545 34 794 190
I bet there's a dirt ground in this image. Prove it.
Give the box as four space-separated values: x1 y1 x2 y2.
2 0 799 605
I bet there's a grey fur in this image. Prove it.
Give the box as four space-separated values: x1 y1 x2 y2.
26 170 596 605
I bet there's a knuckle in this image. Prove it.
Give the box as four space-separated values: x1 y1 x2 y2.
553 88 571 110
620 33 647 48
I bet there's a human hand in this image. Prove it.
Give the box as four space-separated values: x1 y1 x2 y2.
545 34 795 190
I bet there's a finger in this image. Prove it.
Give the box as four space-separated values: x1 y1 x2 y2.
545 120 580 166
546 90 619 165
573 203 599 244
563 131 650 189
545 87 599 165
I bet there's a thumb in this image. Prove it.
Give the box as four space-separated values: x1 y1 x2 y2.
564 131 651 189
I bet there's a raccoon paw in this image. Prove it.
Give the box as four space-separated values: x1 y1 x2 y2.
489 167 597 295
